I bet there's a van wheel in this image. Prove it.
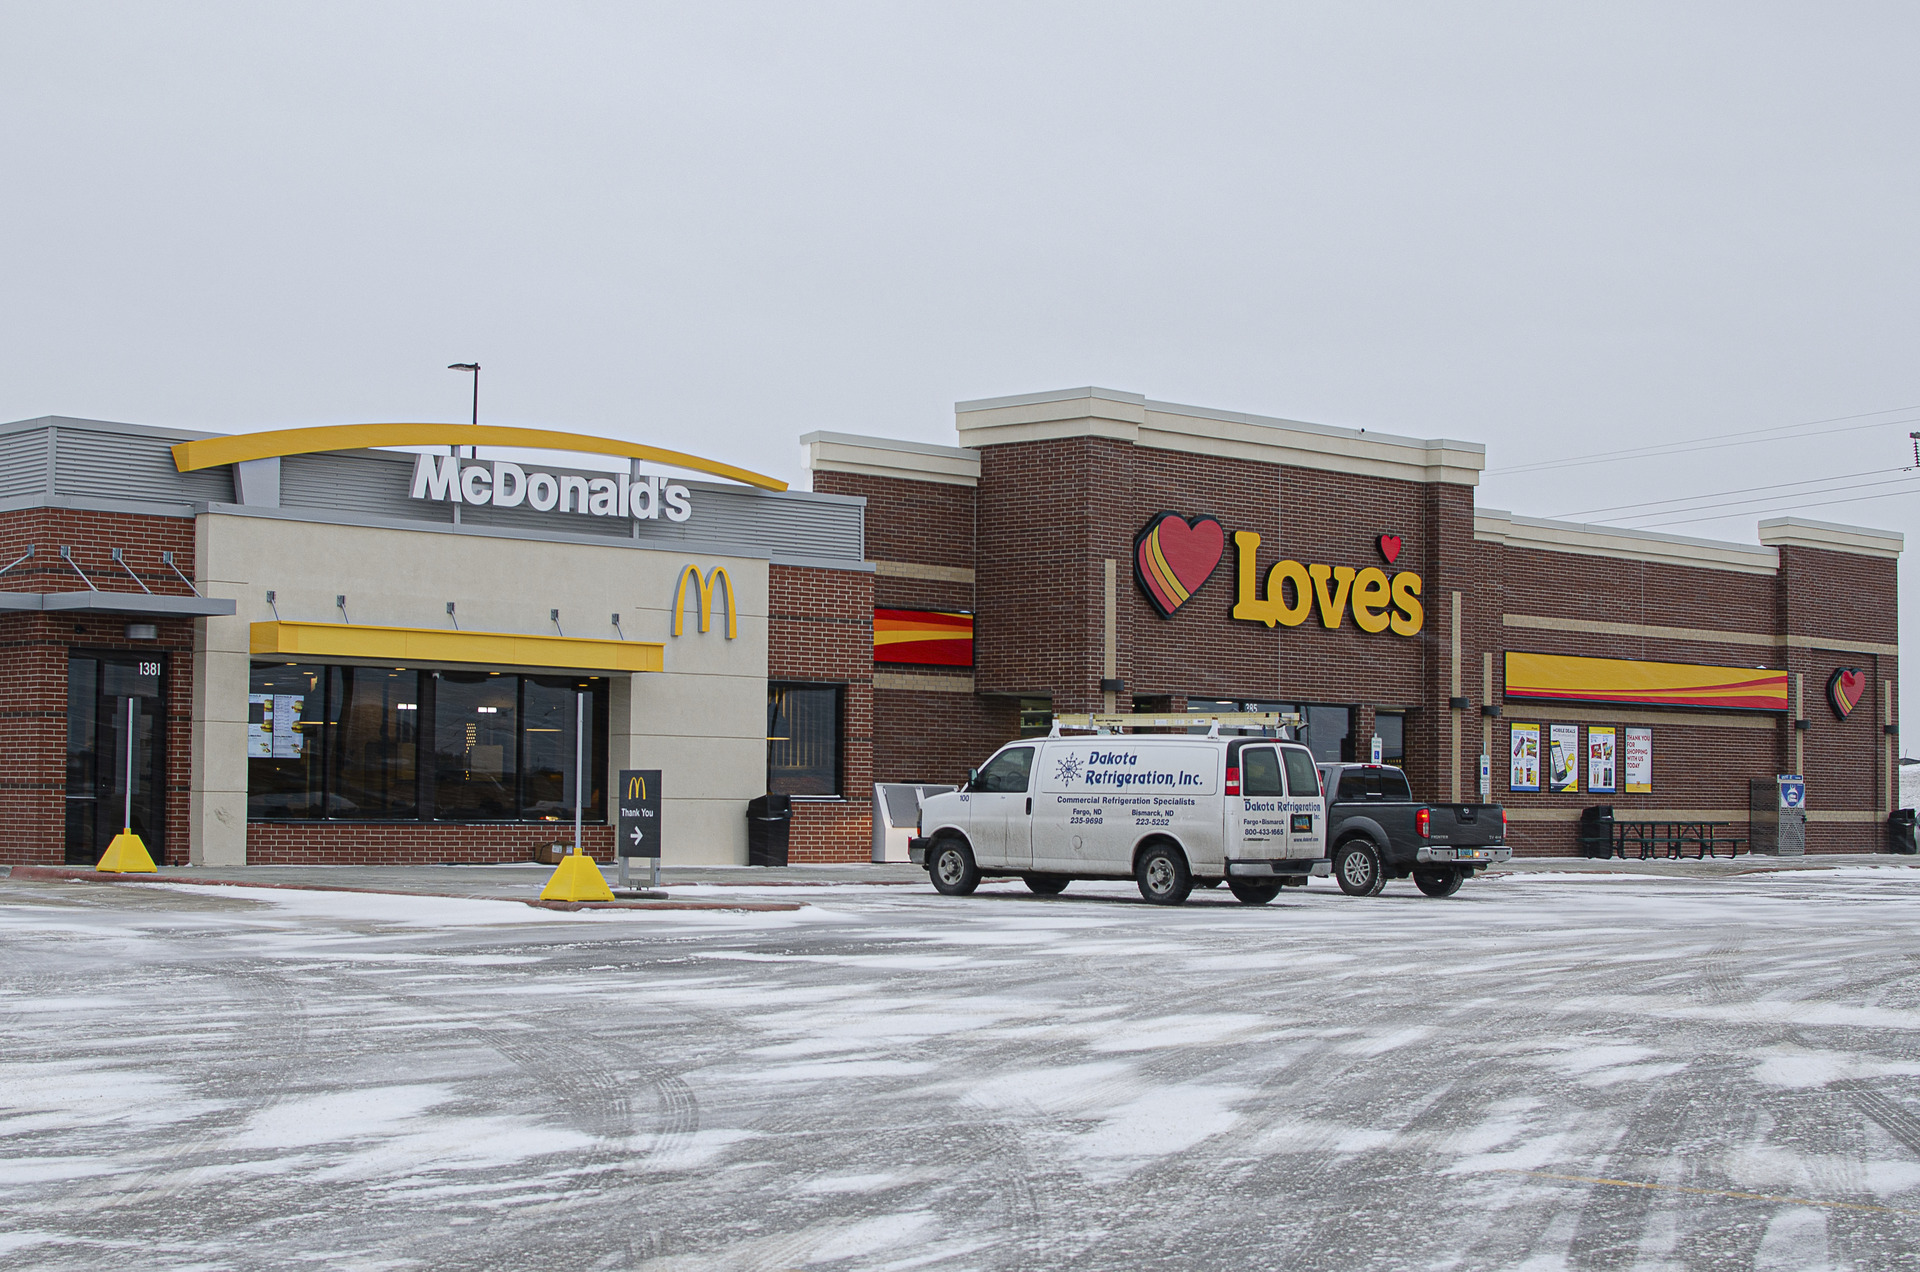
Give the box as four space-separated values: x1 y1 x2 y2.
1414 867 1464 898
1135 842 1193 905
1023 873 1069 895
1334 841 1386 897
929 837 980 896
1228 880 1283 905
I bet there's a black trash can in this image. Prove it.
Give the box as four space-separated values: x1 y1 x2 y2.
1888 808 1916 855
1578 805 1615 859
748 793 793 867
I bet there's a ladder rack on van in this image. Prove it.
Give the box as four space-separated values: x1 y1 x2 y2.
1048 711 1302 736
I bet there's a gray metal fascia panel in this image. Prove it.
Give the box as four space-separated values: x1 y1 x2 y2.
0 593 42 611
39 592 237 617
0 493 199 518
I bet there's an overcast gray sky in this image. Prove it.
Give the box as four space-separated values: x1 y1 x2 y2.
6 3 1918 732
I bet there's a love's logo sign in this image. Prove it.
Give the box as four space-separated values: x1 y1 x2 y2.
1378 534 1403 564
1135 513 1226 617
1828 667 1865 720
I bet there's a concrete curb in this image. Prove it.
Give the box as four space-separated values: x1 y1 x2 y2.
2 865 805 913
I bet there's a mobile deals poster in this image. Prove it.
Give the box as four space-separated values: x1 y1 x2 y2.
1587 726 1617 793
1549 724 1580 792
1625 727 1653 793
1509 723 1541 792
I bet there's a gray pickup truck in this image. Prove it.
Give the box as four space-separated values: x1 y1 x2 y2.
1317 762 1509 897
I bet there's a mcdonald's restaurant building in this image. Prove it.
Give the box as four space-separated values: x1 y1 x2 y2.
0 390 1903 869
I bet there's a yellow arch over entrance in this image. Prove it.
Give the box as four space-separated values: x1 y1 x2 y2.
170 423 788 492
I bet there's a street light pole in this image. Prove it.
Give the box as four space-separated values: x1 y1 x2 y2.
448 362 480 457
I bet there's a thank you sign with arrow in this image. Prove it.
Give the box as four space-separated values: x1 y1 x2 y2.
618 770 662 858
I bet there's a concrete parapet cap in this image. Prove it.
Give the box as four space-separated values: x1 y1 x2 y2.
802 430 980 487
1477 508 1781 575
952 386 1486 486
1758 516 1903 558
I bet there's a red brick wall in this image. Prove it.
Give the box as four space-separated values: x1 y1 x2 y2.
245 823 615 865
846 438 1900 860
0 509 199 866
769 563 874 862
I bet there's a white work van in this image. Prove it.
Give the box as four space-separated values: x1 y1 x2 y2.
908 735 1330 905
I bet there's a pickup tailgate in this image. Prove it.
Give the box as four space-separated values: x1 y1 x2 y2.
1427 803 1505 846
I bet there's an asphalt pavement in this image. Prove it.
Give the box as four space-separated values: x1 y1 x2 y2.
3 858 1919 1269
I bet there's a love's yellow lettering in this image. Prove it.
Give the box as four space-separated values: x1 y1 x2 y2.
1308 563 1356 629
1389 570 1423 635
1267 560 1313 627
1350 566 1391 633
1230 531 1423 636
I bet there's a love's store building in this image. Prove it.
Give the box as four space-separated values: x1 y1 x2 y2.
812 386 1902 856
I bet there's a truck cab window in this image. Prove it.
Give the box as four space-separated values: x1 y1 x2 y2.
975 746 1035 793
1283 749 1320 796
1240 746 1283 796
1338 769 1412 801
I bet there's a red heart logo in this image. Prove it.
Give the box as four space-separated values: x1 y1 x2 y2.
1829 667 1865 720
1378 534 1403 565
1135 514 1225 617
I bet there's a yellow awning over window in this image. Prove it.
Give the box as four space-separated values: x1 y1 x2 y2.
250 621 663 673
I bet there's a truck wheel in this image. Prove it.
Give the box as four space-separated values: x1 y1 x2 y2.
1023 873 1069 895
1334 841 1386 897
1135 842 1193 905
929 837 980 896
1414 867 1464 898
1228 879 1283 905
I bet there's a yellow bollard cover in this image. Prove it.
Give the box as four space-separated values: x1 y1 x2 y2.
538 851 615 903
96 831 158 874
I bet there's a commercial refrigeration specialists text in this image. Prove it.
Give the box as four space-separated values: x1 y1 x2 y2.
409 454 693 522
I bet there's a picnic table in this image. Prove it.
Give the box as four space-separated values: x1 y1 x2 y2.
1608 819 1747 860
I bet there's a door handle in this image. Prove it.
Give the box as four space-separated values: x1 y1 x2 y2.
1025 797 1032 815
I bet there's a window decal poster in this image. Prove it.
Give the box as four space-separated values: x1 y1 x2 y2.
1509 723 1540 792
1587 726 1617 793
1549 724 1580 792
1625 727 1653 793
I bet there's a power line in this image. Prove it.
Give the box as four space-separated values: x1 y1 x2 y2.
1487 405 1920 477
1552 465 1905 519
1622 485 1920 530
1600 473 1920 525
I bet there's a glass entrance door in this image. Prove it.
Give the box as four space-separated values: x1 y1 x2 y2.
65 653 167 866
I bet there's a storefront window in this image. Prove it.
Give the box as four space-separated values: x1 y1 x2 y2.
433 673 519 819
248 663 606 822
328 667 418 818
1374 711 1405 765
768 683 841 797
249 663 328 818
1306 704 1353 763
1018 697 1054 738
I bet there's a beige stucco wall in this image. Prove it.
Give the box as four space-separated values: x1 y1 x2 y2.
192 512 768 866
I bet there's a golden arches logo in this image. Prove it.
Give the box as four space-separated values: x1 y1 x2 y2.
672 565 737 639
626 773 647 800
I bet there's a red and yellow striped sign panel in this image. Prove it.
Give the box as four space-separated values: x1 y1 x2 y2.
875 609 974 667
1505 651 1788 712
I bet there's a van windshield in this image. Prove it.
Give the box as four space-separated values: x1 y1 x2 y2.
1337 768 1411 801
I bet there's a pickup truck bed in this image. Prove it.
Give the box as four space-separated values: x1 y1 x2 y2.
1317 762 1509 897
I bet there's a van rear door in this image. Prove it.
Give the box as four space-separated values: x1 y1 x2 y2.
1229 743 1289 858
1281 746 1326 858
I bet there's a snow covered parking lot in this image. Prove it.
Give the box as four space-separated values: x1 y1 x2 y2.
4 864 1920 1270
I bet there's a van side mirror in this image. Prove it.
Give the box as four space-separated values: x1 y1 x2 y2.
965 768 979 791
